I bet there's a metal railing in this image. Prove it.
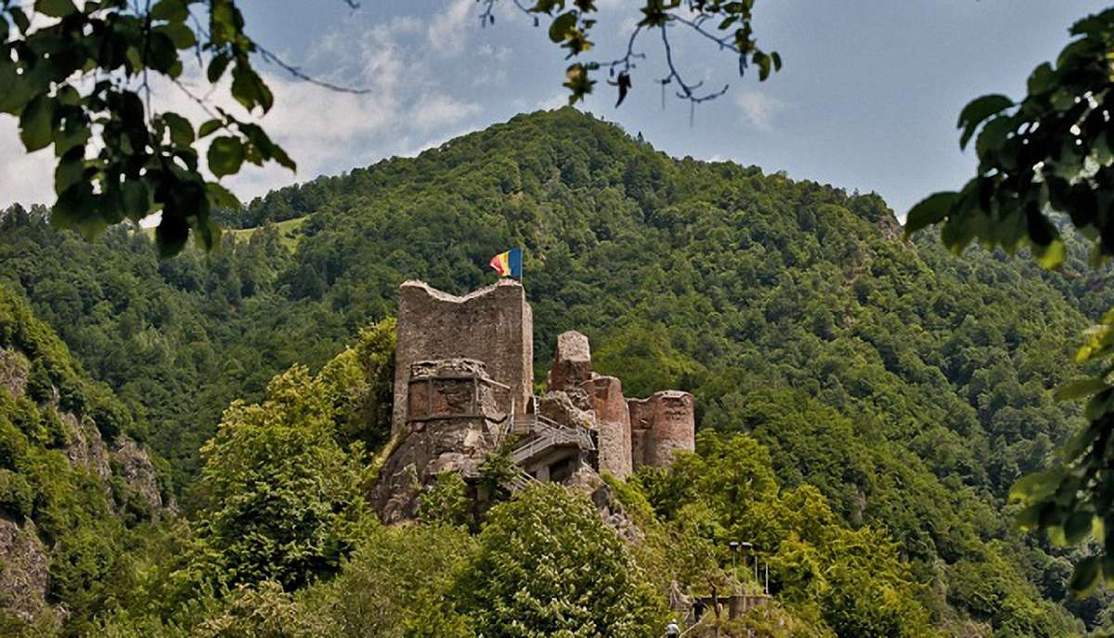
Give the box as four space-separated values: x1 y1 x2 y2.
501 467 538 492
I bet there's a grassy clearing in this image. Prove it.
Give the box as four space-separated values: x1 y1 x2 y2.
139 216 308 251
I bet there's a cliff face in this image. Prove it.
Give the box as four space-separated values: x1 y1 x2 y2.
0 290 171 629
0 516 50 627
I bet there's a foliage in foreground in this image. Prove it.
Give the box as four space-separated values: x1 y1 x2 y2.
906 7 1114 596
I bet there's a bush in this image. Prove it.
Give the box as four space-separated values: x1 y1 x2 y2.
458 483 663 637
0 469 34 520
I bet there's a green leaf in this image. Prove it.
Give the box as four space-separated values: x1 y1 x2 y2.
904 192 958 234
1070 556 1102 594
1064 511 1095 545
753 51 771 81
0 59 32 115
957 94 1013 149
53 153 84 196
271 144 296 171
1055 378 1109 401
207 136 244 178
193 217 221 250
9 8 30 34
162 112 195 146
207 53 231 83
19 95 55 152
549 11 577 43
231 64 274 113
151 0 190 22
155 216 190 258
35 0 77 18
1084 389 1114 421
156 22 198 49
1036 238 1066 270
198 119 223 138
146 32 180 73
121 181 151 218
1010 468 1062 503
1027 62 1055 96
975 115 1013 159
205 181 240 209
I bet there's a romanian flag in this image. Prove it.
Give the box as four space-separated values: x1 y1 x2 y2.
489 248 523 279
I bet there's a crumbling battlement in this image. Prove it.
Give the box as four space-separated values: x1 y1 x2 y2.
382 281 693 510
393 280 533 435
628 391 696 468
373 358 506 523
548 329 694 478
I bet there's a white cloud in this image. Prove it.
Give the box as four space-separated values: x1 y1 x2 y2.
0 1 523 210
0 121 55 211
735 90 784 131
0 4 512 210
427 0 476 53
534 92 570 111
413 94 482 131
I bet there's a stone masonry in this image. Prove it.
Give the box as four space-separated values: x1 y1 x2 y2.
393 280 533 435
377 281 694 518
373 358 507 522
585 375 633 478
628 391 696 468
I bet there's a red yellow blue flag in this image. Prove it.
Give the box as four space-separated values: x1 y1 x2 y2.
489 248 523 279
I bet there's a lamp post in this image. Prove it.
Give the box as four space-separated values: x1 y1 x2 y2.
730 541 754 588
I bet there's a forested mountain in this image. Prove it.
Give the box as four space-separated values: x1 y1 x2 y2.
1 107 1111 635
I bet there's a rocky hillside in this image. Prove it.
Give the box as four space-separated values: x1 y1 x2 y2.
0 285 170 635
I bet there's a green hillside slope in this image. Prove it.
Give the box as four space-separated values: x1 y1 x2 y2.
0 285 170 636
0 107 1108 633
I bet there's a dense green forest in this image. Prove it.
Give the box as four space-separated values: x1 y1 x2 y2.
3 108 1113 635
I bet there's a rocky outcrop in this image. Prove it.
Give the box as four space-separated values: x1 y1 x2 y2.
0 348 29 399
373 359 506 523
62 412 111 483
0 517 53 626
567 466 642 542
537 390 595 431
111 438 166 513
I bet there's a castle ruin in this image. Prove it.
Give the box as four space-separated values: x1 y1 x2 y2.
373 279 694 522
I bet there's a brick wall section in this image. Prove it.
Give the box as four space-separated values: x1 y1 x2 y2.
628 391 695 467
392 280 533 435
584 376 632 479
627 397 651 469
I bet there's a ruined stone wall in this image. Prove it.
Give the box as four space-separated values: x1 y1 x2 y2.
627 397 651 469
585 376 632 479
392 280 533 434
374 359 503 523
548 331 592 391
628 391 695 467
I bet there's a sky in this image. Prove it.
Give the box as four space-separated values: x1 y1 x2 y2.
1 0 1110 219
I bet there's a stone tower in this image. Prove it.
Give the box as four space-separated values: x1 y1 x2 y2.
392 279 533 435
628 391 696 468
